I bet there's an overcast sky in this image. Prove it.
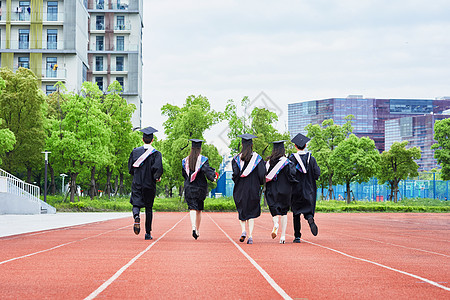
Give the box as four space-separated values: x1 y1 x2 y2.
141 0 450 154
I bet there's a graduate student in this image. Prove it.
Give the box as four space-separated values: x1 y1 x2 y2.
289 133 321 243
182 139 217 240
232 134 265 244
265 140 297 244
128 126 163 240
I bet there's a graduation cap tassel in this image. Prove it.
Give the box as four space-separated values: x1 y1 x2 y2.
262 145 269 156
180 142 189 151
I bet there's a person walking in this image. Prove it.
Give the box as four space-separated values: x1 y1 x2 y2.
265 140 297 244
128 126 163 240
232 134 265 244
289 133 321 243
182 139 217 240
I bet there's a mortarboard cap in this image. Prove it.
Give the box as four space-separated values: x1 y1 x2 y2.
238 134 257 145
139 126 158 136
291 133 310 148
271 140 287 151
189 138 204 148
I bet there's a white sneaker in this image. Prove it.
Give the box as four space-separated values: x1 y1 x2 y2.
279 237 285 244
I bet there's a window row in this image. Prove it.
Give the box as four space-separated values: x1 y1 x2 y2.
1 1 60 22
95 15 129 30
16 28 59 49
95 76 124 92
95 56 125 72
17 56 59 78
94 35 125 51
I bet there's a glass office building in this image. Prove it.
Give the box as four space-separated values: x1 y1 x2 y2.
288 97 450 153
385 114 450 171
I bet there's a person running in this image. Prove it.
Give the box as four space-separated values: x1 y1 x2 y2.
232 134 265 244
265 140 297 244
128 126 163 240
182 139 217 240
289 133 321 243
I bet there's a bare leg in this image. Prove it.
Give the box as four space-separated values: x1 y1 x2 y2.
189 210 197 231
271 216 279 239
248 219 254 238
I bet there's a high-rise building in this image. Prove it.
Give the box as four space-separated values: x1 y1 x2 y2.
288 96 450 153
0 0 143 127
385 114 449 171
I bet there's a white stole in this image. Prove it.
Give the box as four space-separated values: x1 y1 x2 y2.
132 145 155 167
240 152 259 177
265 157 289 182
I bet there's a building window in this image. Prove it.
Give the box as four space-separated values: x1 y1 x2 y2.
116 77 124 90
47 29 57 49
46 85 56 95
19 29 29 49
96 0 104 9
95 77 104 91
116 36 124 51
18 1 31 21
116 56 124 71
82 63 88 83
46 57 57 78
96 15 104 30
95 56 103 71
18 56 29 69
116 16 125 30
117 0 128 10
96 36 104 51
47 1 58 21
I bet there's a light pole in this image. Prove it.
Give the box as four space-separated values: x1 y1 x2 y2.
42 151 51 202
60 173 68 195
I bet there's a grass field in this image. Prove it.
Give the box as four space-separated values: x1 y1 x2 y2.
45 195 450 213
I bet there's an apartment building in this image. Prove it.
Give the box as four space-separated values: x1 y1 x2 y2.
0 0 143 127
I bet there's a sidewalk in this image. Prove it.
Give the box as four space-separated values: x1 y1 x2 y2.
0 212 130 238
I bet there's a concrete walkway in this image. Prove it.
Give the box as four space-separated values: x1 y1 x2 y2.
0 212 130 238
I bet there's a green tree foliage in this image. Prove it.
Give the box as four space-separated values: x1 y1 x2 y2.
0 76 15 165
0 67 46 181
47 82 111 202
306 116 354 199
160 95 223 197
432 118 450 180
377 141 421 202
225 97 291 157
330 134 380 203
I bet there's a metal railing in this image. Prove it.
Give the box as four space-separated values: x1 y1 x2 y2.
0 168 40 204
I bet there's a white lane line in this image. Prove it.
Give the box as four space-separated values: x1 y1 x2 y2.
302 239 450 291
84 214 187 300
208 214 293 300
0 225 130 266
335 232 450 258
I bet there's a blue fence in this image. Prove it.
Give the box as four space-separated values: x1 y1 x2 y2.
212 172 450 201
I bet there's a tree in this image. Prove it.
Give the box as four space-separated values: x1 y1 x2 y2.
0 76 15 166
306 116 354 199
330 134 380 203
377 141 421 202
0 67 46 181
432 118 450 180
161 95 223 197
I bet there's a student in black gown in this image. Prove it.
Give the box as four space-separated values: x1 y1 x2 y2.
231 134 265 244
128 126 163 240
265 140 297 244
182 139 217 240
289 133 321 243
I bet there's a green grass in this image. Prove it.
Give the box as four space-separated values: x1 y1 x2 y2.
45 195 450 213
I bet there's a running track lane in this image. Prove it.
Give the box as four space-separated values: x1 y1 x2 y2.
0 212 448 299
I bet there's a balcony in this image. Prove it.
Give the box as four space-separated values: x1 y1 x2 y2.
90 0 129 10
42 68 67 81
89 43 139 52
0 40 65 51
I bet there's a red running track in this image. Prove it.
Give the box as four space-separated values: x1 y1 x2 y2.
0 212 448 299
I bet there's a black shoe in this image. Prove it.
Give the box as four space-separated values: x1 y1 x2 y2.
192 230 198 240
133 217 140 235
293 237 301 243
145 233 153 240
239 231 247 242
308 218 318 236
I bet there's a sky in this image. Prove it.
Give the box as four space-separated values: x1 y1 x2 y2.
141 0 450 155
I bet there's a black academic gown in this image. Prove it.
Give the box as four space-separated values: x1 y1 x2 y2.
289 152 320 217
128 146 163 208
232 158 265 221
265 160 297 216
182 158 216 210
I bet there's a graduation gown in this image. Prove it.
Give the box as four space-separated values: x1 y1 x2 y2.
265 159 298 216
182 156 216 210
289 152 320 216
128 146 163 208
232 154 265 221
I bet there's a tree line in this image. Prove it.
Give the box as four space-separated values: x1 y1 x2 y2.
1 67 449 203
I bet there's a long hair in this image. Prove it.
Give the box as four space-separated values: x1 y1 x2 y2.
188 147 201 172
267 147 285 167
239 143 253 162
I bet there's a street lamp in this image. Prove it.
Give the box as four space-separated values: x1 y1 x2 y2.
60 173 68 195
42 151 51 202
